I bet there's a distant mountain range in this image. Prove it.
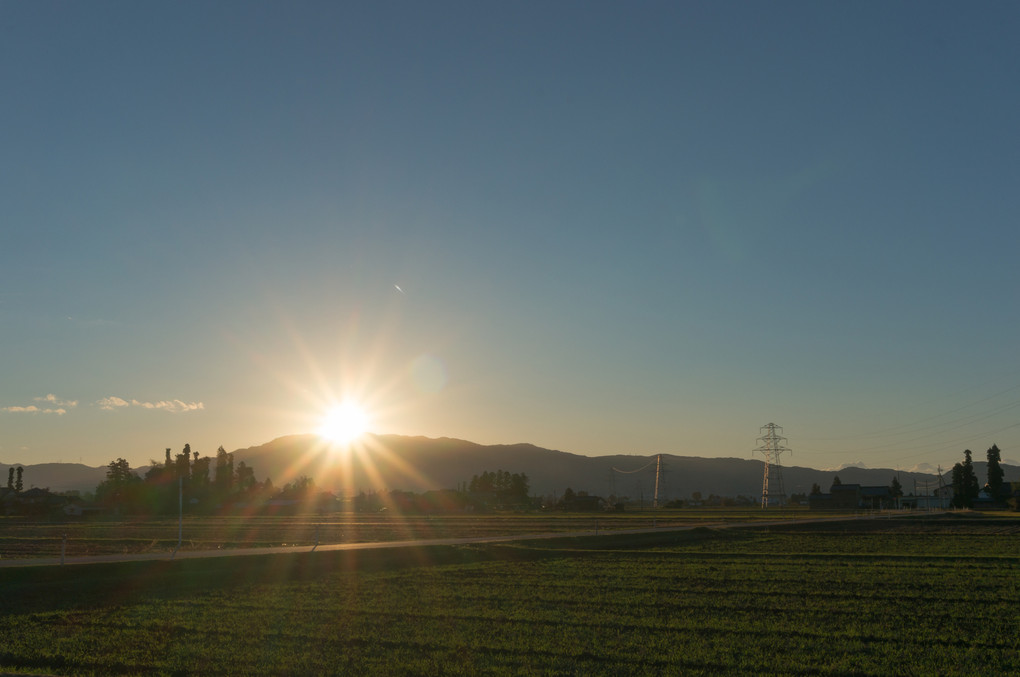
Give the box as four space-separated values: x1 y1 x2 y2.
6 433 1018 500
226 434 1020 500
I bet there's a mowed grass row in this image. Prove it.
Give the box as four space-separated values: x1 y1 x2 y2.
1 520 1018 675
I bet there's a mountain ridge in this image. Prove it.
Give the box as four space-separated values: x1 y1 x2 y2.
6 433 1017 499
228 433 1019 501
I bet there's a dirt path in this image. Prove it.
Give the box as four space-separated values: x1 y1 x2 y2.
0 511 908 569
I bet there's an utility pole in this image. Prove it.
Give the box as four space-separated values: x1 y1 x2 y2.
937 465 947 510
653 454 663 509
753 423 792 509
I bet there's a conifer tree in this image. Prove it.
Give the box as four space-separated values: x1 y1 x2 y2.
890 476 903 501
986 443 1004 499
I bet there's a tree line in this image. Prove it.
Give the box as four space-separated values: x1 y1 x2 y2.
951 444 1012 509
95 445 294 514
93 452 533 515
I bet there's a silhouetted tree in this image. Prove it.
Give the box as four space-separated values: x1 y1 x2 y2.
951 462 965 508
191 454 212 506
279 475 316 500
214 446 233 497
95 458 141 509
810 483 821 496
15 466 23 492
353 490 382 512
963 449 980 505
469 471 495 495
142 459 176 514
106 458 134 484
510 472 529 502
175 444 192 482
6 467 13 490
832 475 842 487
986 443 1004 499
467 469 529 507
952 450 981 508
235 461 256 494
890 476 903 501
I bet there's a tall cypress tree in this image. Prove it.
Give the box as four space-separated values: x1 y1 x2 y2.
985 443 1004 500
951 462 965 508
962 449 980 507
890 476 903 500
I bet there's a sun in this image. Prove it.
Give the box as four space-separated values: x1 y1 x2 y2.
318 402 370 444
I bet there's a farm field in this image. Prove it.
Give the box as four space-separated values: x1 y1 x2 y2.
0 509 820 560
1 514 1018 675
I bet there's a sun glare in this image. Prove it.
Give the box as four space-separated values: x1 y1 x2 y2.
318 402 369 444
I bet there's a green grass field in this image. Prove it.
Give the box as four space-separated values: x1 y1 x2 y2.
1 514 1018 675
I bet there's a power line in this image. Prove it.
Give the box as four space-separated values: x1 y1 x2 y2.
612 456 665 508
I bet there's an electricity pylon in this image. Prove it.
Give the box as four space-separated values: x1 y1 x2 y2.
753 423 791 509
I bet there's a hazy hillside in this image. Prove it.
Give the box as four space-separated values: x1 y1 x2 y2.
0 462 108 494
230 434 1019 501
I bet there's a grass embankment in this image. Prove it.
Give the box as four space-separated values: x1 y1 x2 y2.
2 516 1018 675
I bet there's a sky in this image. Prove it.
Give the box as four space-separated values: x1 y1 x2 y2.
2 1 1020 473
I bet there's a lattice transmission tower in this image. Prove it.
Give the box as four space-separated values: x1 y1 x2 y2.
753 423 792 509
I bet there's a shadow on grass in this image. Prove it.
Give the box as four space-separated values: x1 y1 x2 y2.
0 529 738 615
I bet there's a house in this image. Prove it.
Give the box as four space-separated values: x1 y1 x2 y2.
900 492 952 510
807 492 833 510
808 483 865 511
830 484 861 509
3 488 68 515
860 485 895 510
974 481 1019 510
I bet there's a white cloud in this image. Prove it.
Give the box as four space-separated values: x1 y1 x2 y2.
1 394 77 414
97 397 204 413
96 396 131 410
133 399 205 413
2 405 39 413
1 404 67 415
34 394 78 407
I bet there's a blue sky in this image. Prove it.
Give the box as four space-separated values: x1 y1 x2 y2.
2 1 1019 473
